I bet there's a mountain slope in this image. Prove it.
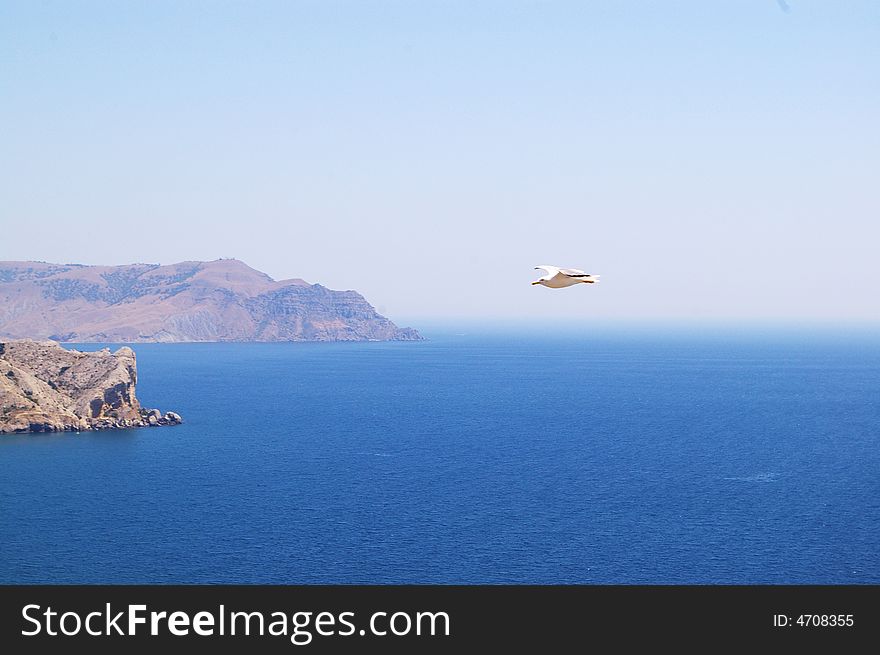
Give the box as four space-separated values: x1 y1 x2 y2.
0 259 421 342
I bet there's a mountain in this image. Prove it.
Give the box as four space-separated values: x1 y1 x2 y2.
0 259 421 343
0 339 181 433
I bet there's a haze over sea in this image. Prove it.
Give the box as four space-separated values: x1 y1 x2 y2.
2 325 878 584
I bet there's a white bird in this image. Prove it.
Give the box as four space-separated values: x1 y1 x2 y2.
531 265 600 289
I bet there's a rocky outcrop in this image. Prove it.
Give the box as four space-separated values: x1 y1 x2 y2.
0 340 182 434
0 259 422 342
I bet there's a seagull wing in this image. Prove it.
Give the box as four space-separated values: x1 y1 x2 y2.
535 265 560 277
559 268 588 277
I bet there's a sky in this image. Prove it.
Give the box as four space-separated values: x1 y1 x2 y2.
1 1 878 324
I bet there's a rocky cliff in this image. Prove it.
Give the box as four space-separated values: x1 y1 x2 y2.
0 340 181 434
0 259 421 342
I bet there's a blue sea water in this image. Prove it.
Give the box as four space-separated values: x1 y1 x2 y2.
1 327 879 584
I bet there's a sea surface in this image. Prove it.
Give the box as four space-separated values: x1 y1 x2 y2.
2 326 879 583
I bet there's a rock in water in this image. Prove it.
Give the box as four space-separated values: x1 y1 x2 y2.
0 340 182 434
0 259 422 342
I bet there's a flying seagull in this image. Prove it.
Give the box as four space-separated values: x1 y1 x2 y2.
531 265 600 289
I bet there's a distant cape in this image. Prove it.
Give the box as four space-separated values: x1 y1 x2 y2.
0 259 421 343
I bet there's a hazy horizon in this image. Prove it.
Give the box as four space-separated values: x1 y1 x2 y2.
2 1 878 322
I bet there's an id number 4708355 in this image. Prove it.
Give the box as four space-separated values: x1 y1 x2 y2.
773 614 854 627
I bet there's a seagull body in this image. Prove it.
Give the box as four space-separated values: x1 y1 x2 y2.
532 265 600 289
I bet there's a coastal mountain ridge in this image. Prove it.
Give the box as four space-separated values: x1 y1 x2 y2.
0 259 421 342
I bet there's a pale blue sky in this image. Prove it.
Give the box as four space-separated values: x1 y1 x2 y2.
2 1 878 322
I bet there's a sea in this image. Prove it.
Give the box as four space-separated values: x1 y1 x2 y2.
1 325 878 584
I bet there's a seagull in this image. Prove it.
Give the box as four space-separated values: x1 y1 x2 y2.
531 265 600 289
